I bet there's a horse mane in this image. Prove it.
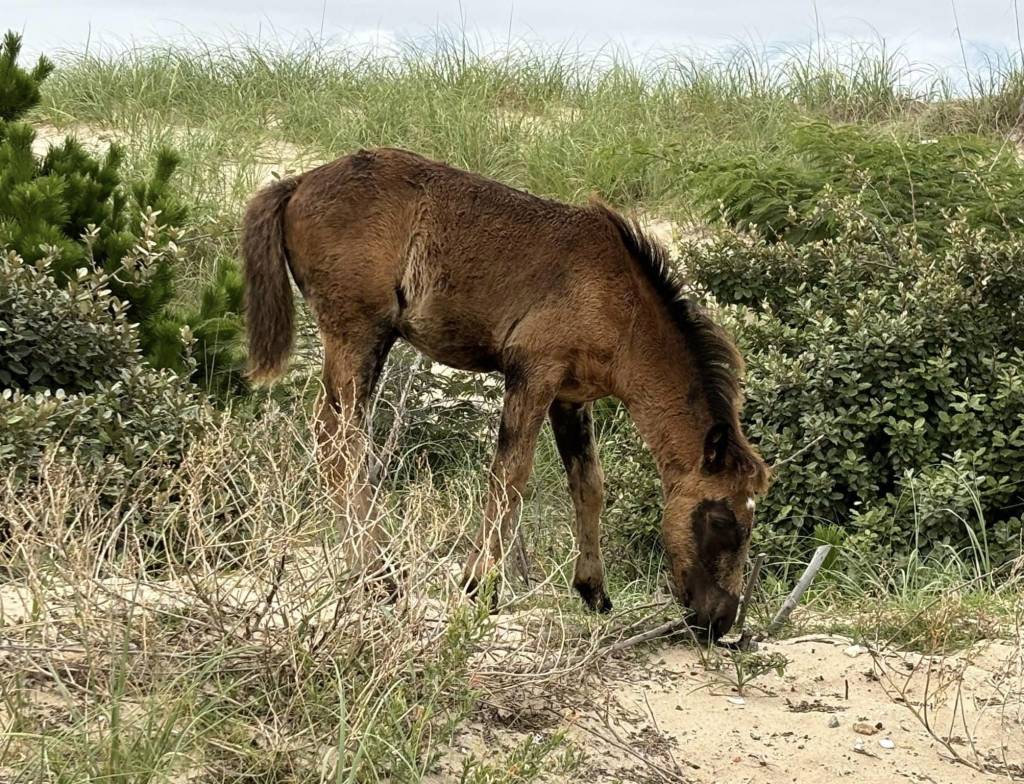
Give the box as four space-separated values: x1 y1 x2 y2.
594 202 769 491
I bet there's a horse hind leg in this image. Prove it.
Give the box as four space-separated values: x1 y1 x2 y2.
317 325 397 587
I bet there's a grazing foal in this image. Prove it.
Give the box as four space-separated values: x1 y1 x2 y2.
243 148 768 639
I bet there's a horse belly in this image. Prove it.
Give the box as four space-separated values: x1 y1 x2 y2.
396 249 512 373
397 311 503 373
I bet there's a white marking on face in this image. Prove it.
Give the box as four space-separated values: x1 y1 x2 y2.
745 497 756 512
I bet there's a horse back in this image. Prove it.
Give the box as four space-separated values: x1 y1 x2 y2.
282 148 633 384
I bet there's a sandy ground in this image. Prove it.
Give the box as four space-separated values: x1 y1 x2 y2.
30 122 323 190
29 122 118 158
2 550 1022 782
438 627 1023 783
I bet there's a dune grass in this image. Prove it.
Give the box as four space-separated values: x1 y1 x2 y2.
31 35 1024 221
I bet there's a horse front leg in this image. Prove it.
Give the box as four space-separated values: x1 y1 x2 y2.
463 367 561 603
549 401 611 613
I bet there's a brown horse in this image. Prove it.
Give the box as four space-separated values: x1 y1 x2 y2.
243 147 769 640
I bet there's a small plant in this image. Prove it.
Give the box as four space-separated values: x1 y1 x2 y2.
699 648 791 697
812 524 846 574
457 732 579 784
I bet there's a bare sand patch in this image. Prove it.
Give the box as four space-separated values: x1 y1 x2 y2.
493 106 579 136
30 122 116 158
28 121 324 195
436 629 1022 782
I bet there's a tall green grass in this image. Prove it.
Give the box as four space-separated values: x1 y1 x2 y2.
32 35 1024 223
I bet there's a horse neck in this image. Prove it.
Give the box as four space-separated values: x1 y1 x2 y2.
613 318 711 495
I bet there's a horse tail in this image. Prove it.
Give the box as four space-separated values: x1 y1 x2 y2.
242 176 301 383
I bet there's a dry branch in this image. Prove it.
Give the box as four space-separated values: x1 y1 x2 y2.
766 544 832 637
606 618 694 653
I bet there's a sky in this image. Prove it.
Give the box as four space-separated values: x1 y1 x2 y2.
7 0 1024 70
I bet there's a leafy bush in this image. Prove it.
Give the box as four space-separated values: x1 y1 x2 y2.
688 121 1024 249
0 250 135 391
675 205 1023 561
0 252 210 485
1 366 209 476
0 31 245 394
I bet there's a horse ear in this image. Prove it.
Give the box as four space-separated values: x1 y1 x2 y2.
703 423 730 474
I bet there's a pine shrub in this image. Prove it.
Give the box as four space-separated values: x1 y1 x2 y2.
0 31 245 394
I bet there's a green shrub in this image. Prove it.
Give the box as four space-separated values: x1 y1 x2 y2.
0 252 210 482
0 30 53 122
0 250 135 391
0 31 245 394
150 252 247 397
676 207 1024 561
688 121 1024 249
1 366 209 476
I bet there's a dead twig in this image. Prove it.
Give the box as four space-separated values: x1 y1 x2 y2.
607 618 695 654
765 544 831 638
868 648 989 776
770 434 825 470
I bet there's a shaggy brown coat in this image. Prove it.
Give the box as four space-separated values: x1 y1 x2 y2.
243 147 769 638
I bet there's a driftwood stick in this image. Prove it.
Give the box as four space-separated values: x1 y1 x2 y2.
766 544 832 637
736 552 766 633
607 618 692 653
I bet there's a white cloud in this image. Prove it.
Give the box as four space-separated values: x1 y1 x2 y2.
9 0 1023 68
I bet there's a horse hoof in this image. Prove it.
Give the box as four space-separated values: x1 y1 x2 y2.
575 581 613 614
